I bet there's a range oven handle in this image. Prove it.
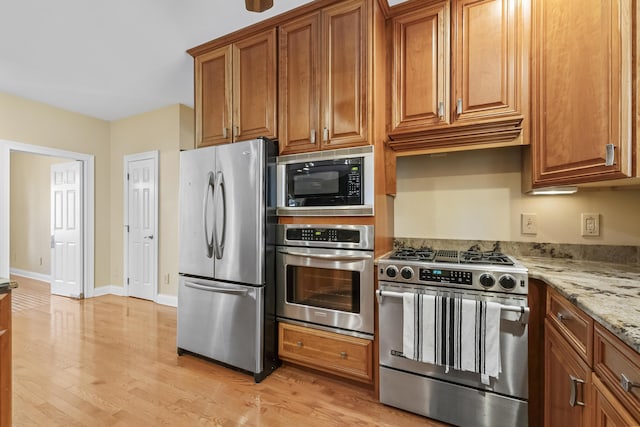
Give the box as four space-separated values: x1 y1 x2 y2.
278 249 372 261
375 289 530 324
184 281 248 296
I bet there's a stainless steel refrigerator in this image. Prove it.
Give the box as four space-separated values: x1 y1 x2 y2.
177 137 279 382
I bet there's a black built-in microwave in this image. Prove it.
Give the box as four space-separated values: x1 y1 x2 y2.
285 157 363 207
276 146 374 216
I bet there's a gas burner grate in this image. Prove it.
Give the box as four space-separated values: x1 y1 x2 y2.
459 251 514 266
389 248 435 262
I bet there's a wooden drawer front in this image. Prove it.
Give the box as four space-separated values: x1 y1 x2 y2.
594 323 640 422
546 287 594 365
278 323 373 383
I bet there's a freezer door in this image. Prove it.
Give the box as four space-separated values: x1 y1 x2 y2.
214 139 265 285
179 147 215 278
177 276 263 374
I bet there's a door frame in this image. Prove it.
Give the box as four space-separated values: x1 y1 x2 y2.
0 139 95 297
123 151 159 301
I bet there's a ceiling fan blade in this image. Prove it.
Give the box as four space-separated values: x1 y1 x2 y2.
245 0 273 12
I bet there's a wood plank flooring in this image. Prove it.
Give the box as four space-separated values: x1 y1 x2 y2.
9 275 442 426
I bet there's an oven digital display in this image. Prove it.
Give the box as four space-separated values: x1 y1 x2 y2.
419 268 472 285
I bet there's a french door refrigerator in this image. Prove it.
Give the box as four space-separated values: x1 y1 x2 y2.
177 137 279 383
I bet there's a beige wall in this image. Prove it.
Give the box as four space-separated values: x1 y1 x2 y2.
109 104 194 296
9 153 69 274
0 91 112 286
395 147 640 245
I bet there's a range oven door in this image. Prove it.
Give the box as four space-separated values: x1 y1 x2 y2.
276 246 374 336
378 282 529 398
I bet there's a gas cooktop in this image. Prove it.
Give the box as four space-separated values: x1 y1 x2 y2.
378 248 528 294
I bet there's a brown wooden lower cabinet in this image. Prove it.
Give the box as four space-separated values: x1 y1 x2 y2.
592 374 638 427
278 322 373 384
0 292 11 427
544 318 592 426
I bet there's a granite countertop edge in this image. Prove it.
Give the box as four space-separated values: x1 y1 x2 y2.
519 256 640 354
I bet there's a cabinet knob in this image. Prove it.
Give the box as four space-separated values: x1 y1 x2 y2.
456 98 463 115
438 101 444 119
323 127 329 142
621 373 640 392
310 129 316 144
233 126 239 138
223 127 229 139
296 341 303 348
340 351 347 359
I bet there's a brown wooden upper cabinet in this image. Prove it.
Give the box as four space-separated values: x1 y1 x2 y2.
529 0 633 187
278 0 370 155
195 29 277 147
388 0 528 151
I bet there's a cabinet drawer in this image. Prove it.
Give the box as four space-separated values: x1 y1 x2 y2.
546 287 594 365
594 323 640 422
278 322 373 383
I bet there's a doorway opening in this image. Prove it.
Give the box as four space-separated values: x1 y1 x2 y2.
0 139 95 298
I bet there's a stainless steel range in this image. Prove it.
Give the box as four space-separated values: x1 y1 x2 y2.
377 248 530 427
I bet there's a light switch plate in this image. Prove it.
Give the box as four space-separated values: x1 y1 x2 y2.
521 213 537 235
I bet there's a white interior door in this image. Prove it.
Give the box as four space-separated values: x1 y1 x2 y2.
126 154 158 301
50 161 83 298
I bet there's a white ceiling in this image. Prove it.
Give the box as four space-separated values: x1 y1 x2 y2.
0 0 315 121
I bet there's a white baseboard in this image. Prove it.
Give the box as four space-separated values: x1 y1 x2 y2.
10 268 51 283
93 285 126 297
156 293 177 307
92 285 176 307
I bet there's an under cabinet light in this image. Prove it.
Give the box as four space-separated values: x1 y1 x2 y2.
530 186 578 195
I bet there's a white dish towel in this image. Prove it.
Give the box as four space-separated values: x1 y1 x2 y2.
402 293 502 385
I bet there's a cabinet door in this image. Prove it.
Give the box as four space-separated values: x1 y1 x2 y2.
453 0 522 122
321 0 368 149
391 2 450 133
0 293 11 427
545 320 592 427
531 0 632 186
278 13 322 155
233 28 277 142
593 374 639 427
196 46 233 147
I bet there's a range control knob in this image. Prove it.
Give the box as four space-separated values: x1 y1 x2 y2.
400 267 414 280
479 273 495 288
499 274 517 290
385 266 398 278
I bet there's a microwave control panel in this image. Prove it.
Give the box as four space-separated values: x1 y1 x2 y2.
286 228 360 243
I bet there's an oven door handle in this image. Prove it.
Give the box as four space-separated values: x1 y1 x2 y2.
278 249 372 261
376 289 530 324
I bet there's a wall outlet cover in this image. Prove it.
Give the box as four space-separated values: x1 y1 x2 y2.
581 213 600 237
521 213 537 235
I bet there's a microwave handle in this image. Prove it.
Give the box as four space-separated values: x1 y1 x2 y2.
278 249 371 261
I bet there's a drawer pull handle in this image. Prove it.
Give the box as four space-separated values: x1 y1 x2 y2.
569 375 585 407
296 341 303 348
557 312 567 322
340 351 347 359
621 373 640 392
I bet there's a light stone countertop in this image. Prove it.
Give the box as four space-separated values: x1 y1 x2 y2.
520 256 640 354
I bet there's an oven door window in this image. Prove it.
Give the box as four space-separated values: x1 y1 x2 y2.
286 265 360 313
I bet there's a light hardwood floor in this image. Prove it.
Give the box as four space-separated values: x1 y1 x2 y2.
9 276 442 426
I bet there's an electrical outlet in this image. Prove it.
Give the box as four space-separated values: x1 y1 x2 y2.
521 213 537 235
581 213 600 236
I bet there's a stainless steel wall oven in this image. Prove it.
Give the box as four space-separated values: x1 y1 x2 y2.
276 224 374 338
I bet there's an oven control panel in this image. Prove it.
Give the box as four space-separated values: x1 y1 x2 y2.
419 268 473 285
286 227 360 243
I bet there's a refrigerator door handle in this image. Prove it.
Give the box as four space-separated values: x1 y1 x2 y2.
214 171 227 260
203 171 215 258
184 281 248 296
